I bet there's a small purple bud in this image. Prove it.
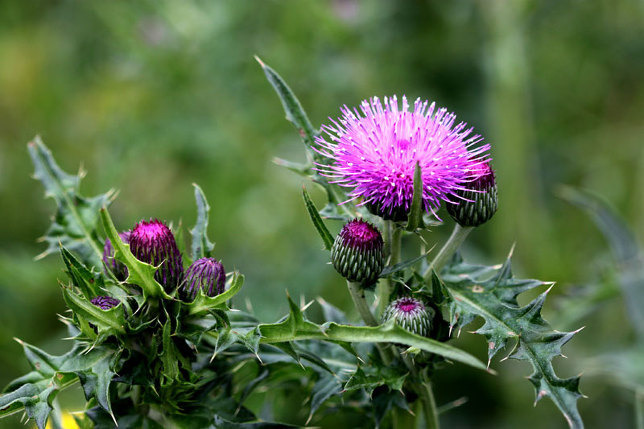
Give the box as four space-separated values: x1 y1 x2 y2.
129 219 184 292
180 258 226 302
91 295 120 310
382 297 434 337
331 219 384 287
103 231 131 281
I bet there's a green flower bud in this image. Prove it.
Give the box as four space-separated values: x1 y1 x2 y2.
331 219 384 287
382 297 434 337
446 161 498 227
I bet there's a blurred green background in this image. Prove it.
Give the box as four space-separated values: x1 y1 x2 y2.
1 1 643 427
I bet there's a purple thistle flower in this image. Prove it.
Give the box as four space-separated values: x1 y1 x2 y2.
91 295 120 310
103 231 131 281
315 95 490 220
180 257 226 302
129 219 183 292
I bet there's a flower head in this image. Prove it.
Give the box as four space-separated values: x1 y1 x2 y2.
91 295 120 310
315 96 490 219
331 219 384 287
180 257 226 301
446 160 498 227
382 297 434 337
103 231 131 281
129 219 183 291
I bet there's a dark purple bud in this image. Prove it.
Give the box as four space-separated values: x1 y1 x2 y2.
91 295 120 310
330 219 384 287
129 219 184 292
180 258 226 302
103 231 131 281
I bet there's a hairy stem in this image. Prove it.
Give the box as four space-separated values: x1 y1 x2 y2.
423 224 473 280
347 281 393 364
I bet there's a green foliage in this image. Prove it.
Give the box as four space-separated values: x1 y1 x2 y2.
28 136 116 269
302 187 334 251
190 184 216 261
439 253 584 428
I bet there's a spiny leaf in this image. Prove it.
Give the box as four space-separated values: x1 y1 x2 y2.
62 287 126 336
28 136 115 268
100 208 171 300
187 273 245 316
406 162 424 231
160 320 180 383
258 296 487 371
1 343 115 427
60 245 103 299
440 252 584 428
256 56 318 160
302 187 334 251
190 184 216 261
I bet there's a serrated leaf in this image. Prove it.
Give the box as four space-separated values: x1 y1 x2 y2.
62 287 126 335
28 136 115 268
302 187 334 251
344 366 407 394
60 245 103 299
256 57 318 161
100 208 171 300
187 273 245 316
406 162 424 231
160 320 180 383
258 296 486 371
190 184 216 261
440 252 584 428
1 343 115 427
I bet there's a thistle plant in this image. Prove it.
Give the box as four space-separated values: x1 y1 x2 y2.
0 60 585 429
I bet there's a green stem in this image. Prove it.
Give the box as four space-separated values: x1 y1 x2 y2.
419 378 439 429
347 281 379 326
347 281 393 364
401 354 439 429
423 224 473 280
379 222 402 315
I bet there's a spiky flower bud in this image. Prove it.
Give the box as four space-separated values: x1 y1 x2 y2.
180 257 226 302
90 296 120 310
331 219 384 287
129 219 183 292
103 231 131 281
382 297 434 337
446 161 498 227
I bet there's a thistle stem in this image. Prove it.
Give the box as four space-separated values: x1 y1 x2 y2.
423 224 473 280
347 281 393 364
348 281 379 326
419 378 439 429
379 222 402 315
400 353 439 429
